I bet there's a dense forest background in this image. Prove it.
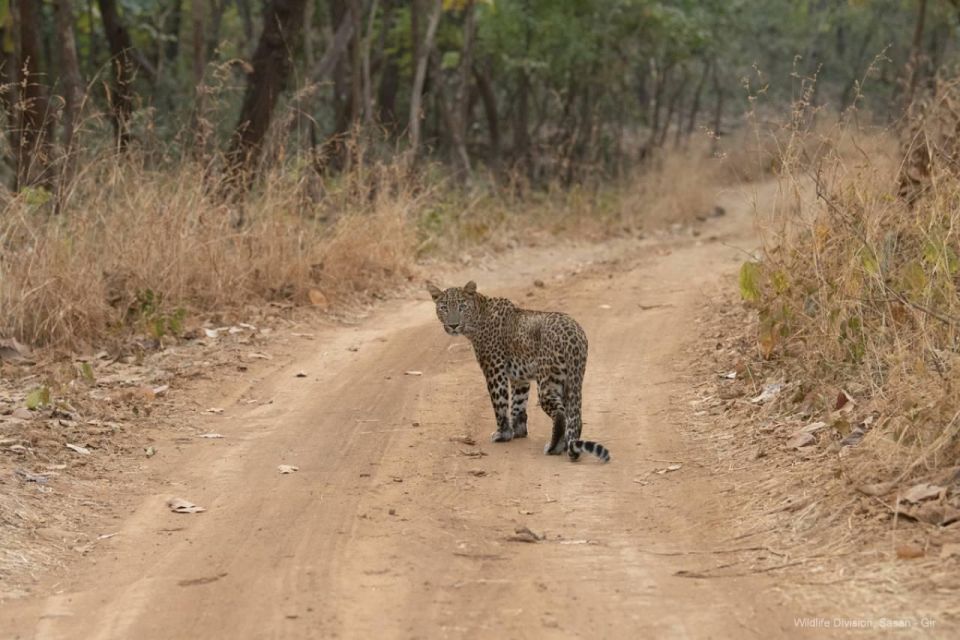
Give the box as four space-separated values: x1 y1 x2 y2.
4 0 960 200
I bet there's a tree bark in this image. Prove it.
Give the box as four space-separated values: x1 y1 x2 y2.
96 0 136 148
453 0 476 170
472 64 499 162
54 0 83 184
227 0 309 184
376 1 399 128
361 0 379 128
904 0 928 109
15 0 52 190
191 0 205 86
685 59 710 137
408 0 442 160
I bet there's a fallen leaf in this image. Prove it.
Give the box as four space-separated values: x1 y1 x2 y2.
857 482 895 497
896 544 924 560
721 371 737 380
653 463 683 474
197 433 224 439
404 370 423 376
203 328 221 339
167 497 206 514
145 446 157 457
449 435 477 446
599 304 612 310
896 502 960 526
533 279 545 288
786 432 816 449
799 421 828 434
295 372 307 378
247 352 272 360
203 408 224 415
834 390 854 411
901 483 945 504
308 289 329 309
25 387 51 410
278 464 299 474
0 337 32 362
65 443 91 455
750 382 783 404
152 385 170 397
506 526 543 543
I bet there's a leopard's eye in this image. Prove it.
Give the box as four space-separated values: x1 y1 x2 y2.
459 302 467 310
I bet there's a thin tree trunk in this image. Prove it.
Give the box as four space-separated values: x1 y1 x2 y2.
191 0 205 86
473 64 499 162
227 0 309 186
408 0 442 160
904 0 928 109
453 0 476 169
237 0 254 43
163 0 183 65
376 1 399 128
96 0 136 148
54 0 83 189
15 0 52 190
711 63 724 153
685 59 710 137
206 0 228 62
361 0 379 128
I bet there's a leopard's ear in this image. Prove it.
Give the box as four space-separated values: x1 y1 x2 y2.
463 281 477 294
426 281 443 301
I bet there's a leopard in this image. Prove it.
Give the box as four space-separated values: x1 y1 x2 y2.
427 280 610 463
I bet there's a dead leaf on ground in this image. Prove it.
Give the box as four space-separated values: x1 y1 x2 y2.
278 464 299 474
896 502 960 526
834 389 854 412
469 470 487 477
901 482 945 504
308 289 329 309
167 497 206 514
449 435 477 446
0 337 32 362
65 443 91 455
857 481 895 497
145 446 157 457
247 352 272 360
197 433 224 439
750 382 783 404
404 370 423 376
203 408 224 415
786 431 816 450
896 544 925 560
506 526 543 543
653 463 683 474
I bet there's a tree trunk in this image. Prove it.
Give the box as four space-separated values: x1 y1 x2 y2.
163 0 183 66
206 0 227 62
226 0 309 185
237 0 254 43
97 0 136 148
473 64 499 162
191 0 205 86
711 63 724 153
408 0 442 160
361 0 379 128
453 0 476 169
904 0 928 109
54 0 83 187
376 0 399 129
685 59 710 137
15 0 52 190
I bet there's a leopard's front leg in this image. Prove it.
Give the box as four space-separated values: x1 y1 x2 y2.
482 364 513 442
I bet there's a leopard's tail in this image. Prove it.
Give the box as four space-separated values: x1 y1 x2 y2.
568 440 611 463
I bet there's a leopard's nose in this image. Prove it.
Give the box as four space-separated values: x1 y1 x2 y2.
447 323 460 332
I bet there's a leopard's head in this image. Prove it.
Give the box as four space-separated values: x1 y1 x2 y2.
426 281 480 336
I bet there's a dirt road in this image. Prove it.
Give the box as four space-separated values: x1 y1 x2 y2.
2 185 802 638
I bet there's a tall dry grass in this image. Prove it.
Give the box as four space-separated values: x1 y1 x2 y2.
742 86 960 481
0 128 739 351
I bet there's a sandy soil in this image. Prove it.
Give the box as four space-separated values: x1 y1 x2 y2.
1 184 825 639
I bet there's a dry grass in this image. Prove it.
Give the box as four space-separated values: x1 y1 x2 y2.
1 134 737 352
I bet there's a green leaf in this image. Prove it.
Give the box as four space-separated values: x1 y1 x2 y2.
25 386 51 410
80 362 95 384
739 261 762 302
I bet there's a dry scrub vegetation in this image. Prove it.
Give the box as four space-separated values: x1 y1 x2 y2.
709 82 960 615
0 139 733 353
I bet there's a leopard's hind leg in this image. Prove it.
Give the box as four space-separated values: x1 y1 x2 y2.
539 377 566 455
510 379 530 438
